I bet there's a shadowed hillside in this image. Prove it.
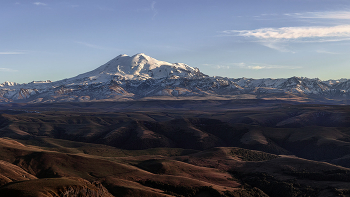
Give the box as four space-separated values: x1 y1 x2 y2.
1 100 350 196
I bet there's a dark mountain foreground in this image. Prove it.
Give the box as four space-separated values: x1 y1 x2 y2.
1 99 350 196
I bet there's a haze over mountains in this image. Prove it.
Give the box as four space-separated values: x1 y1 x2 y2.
1 53 350 103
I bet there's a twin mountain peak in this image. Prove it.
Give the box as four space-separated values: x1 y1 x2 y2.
72 53 205 82
0 53 349 103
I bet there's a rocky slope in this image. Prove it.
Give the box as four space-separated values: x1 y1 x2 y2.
1 53 350 103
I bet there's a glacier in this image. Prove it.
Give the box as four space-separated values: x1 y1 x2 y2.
0 53 350 103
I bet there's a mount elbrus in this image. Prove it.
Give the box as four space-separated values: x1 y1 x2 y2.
0 53 349 103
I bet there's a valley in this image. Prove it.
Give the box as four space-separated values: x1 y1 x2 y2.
1 99 350 196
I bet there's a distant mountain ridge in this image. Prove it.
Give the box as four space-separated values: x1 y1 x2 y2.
0 53 350 103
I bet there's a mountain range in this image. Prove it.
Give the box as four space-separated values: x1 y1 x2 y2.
1 53 350 103
2 54 350 196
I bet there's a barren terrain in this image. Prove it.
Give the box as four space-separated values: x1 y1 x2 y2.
0 99 350 196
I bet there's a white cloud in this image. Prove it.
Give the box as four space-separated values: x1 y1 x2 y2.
75 41 107 50
0 68 17 72
215 65 230 69
250 66 264 70
222 10 350 52
259 41 294 53
151 1 158 20
0 52 25 55
33 2 47 6
234 63 301 70
223 25 350 52
286 11 350 20
203 64 230 69
137 1 158 20
226 25 350 40
316 50 340 55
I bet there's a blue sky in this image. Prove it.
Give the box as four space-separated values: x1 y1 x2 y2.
1 0 350 83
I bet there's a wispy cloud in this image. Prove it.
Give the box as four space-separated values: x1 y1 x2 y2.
33 2 47 6
222 10 350 52
137 1 158 20
215 65 230 69
225 25 350 40
223 25 350 51
151 1 158 20
204 62 300 70
234 63 301 70
0 52 25 55
203 64 230 69
316 50 340 55
286 11 350 20
0 68 18 72
259 42 294 53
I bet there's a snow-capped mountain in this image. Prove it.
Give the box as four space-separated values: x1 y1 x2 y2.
0 53 350 103
57 53 206 87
